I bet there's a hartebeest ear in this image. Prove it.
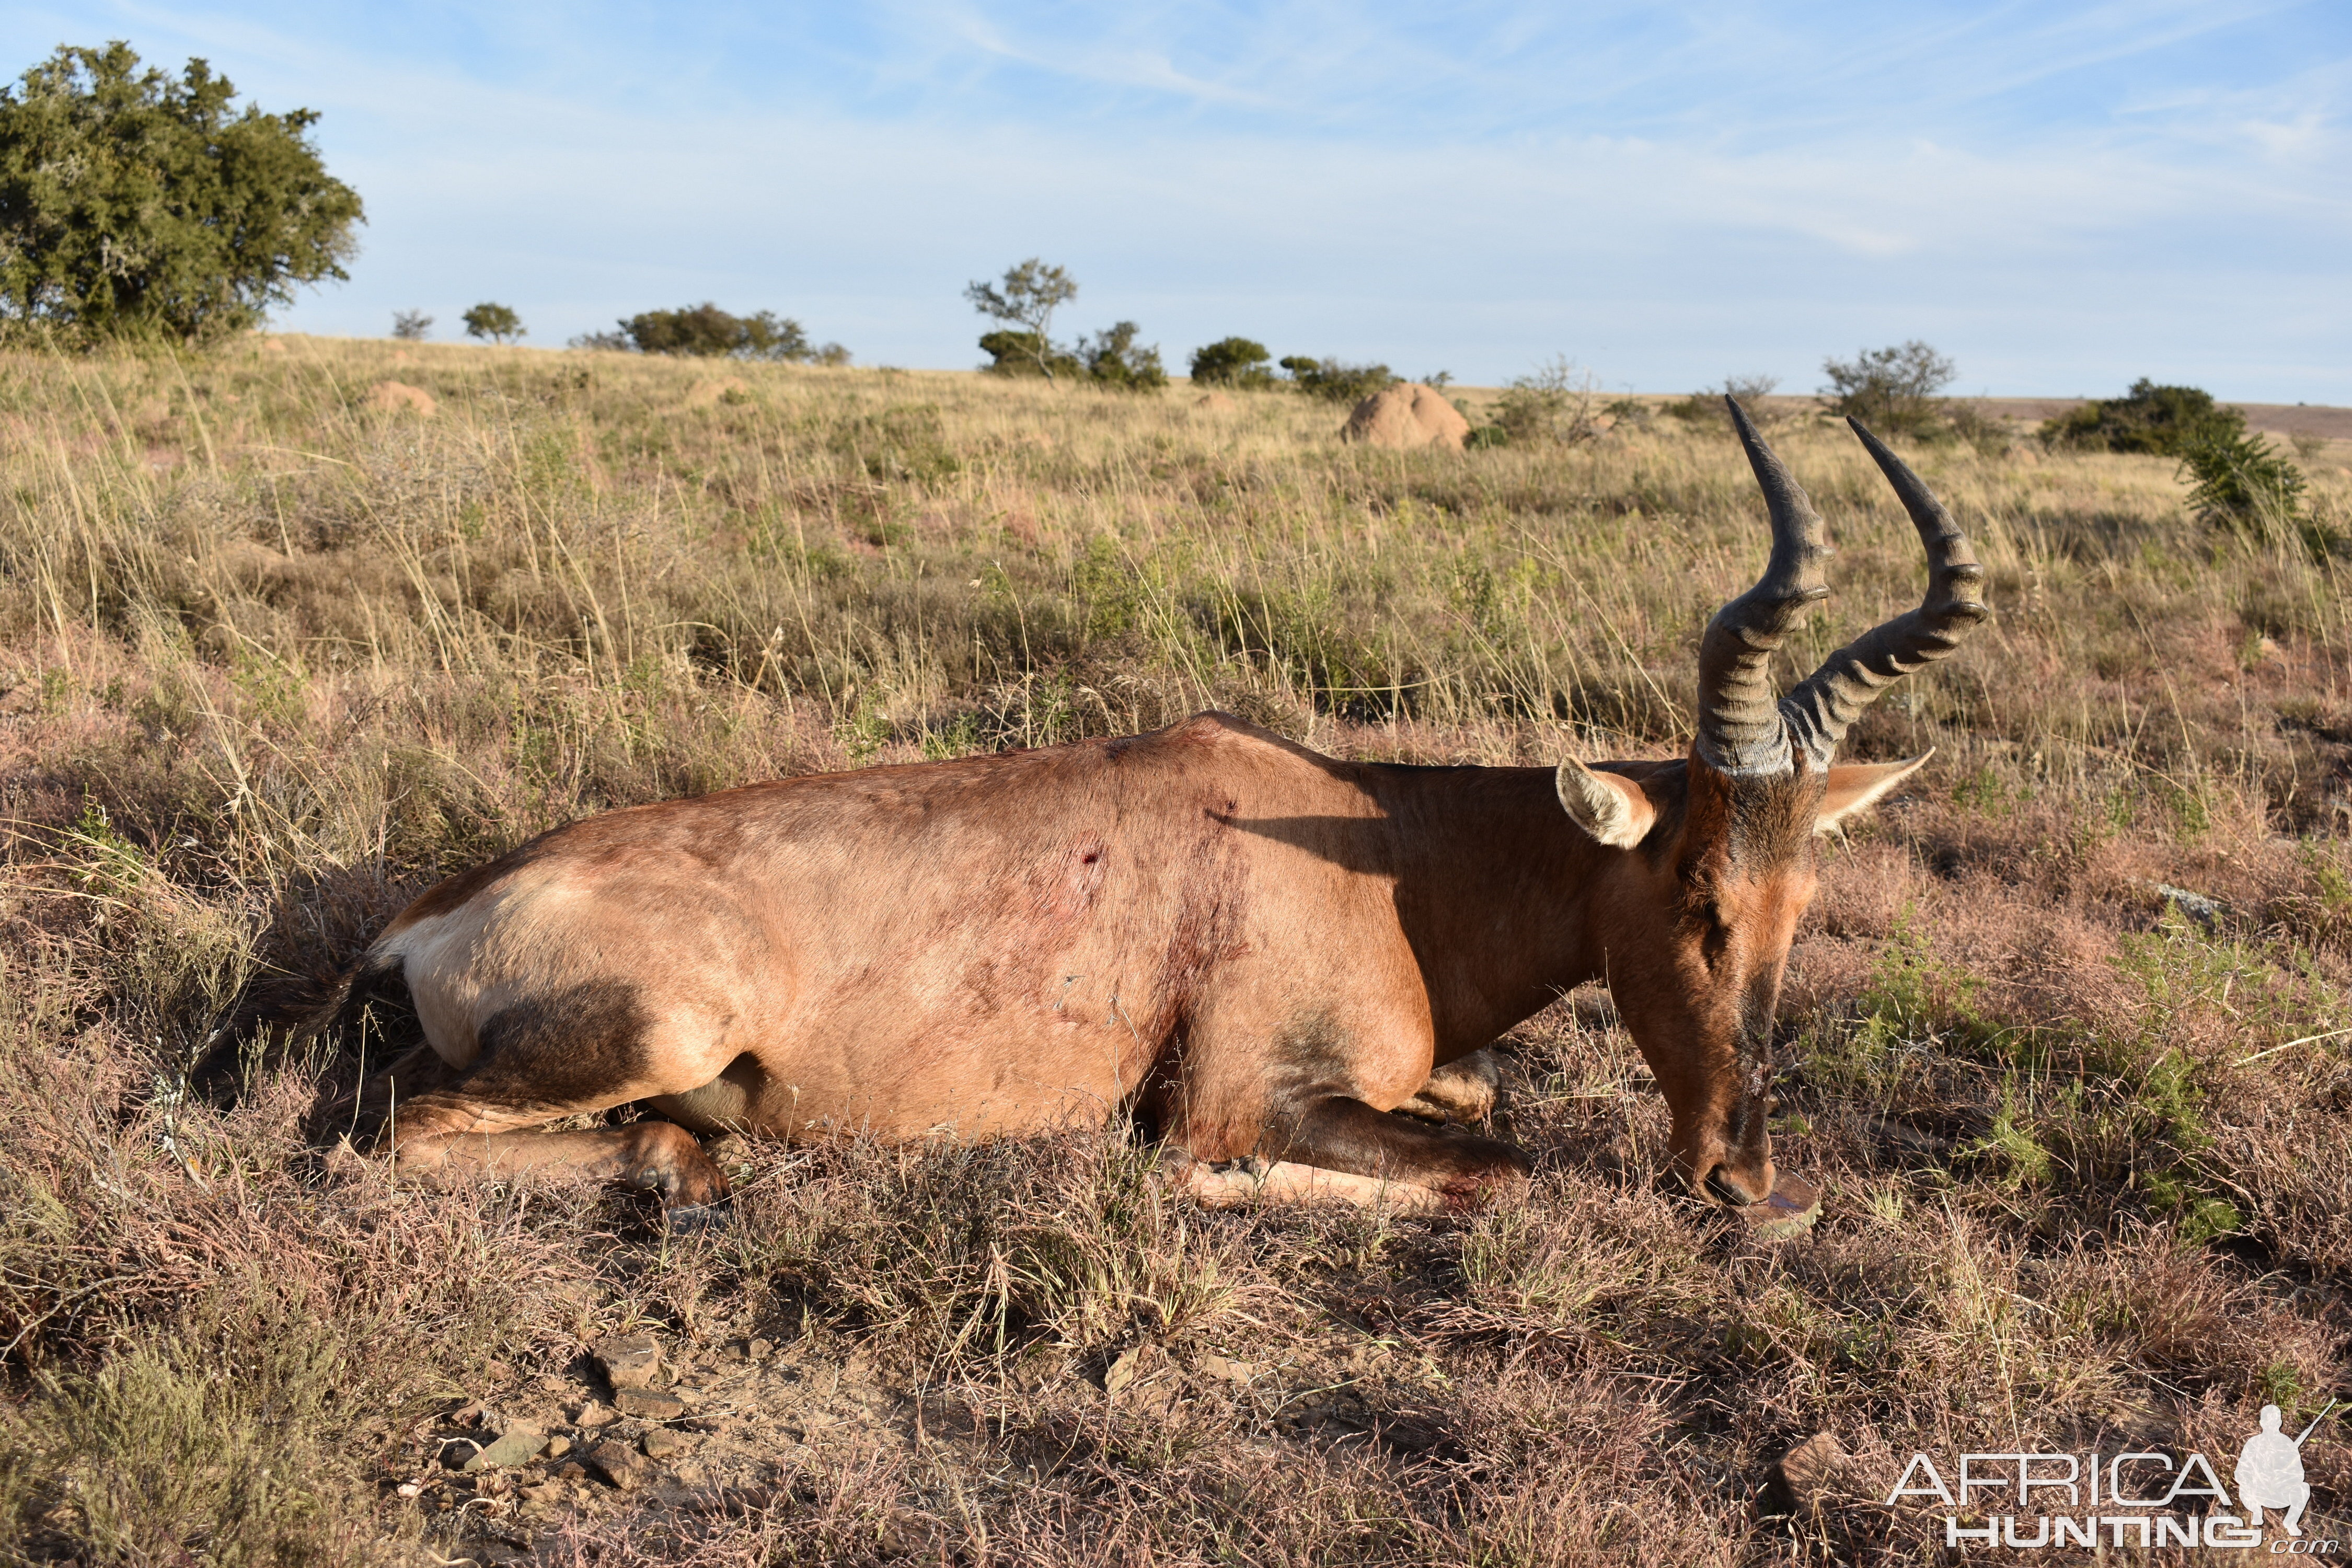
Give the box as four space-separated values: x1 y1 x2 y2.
1816 751 1933 833
1555 758 1657 849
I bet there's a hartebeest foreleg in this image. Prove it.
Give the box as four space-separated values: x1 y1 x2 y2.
1172 1094 1530 1211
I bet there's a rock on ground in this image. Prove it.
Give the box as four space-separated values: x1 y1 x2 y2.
592 1332 662 1390
1776 1432 1847 1506
1340 383 1468 452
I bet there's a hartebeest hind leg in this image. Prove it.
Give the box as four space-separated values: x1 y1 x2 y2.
385 986 732 1207
391 1095 730 1207
1396 1048 1502 1125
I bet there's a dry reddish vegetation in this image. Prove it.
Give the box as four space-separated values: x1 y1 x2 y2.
0 340 2347 1565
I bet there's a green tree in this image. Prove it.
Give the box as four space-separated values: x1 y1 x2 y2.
1190 337 1273 388
977 329 1078 379
0 41 363 344
2041 378 2245 456
1080 321 1167 391
614 302 840 361
1820 341 1954 435
390 309 431 341
966 259 1077 381
1280 355 1393 404
463 302 524 345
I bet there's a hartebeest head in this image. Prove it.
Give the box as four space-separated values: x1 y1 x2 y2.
1554 400 1988 1205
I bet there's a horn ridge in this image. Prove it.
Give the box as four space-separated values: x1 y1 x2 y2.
1693 397 1832 777
1779 418 1989 766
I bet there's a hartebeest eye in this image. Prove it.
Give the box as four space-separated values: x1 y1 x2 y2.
1690 901 1735 966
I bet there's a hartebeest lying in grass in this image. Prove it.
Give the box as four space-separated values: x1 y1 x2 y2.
344 404 1985 1216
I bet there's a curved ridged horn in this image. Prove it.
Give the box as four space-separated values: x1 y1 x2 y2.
1694 397 1832 776
1778 418 1989 767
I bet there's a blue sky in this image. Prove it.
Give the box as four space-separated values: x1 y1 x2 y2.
9 3 2347 396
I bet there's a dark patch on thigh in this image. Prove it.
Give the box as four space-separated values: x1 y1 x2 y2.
1264 1010 1351 1100
457 980 652 1111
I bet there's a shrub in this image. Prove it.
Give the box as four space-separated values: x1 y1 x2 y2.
979 329 1079 379
1943 401 2015 458
966 259 1078 381
1663 375 1782 429
2181 429 2312 546
1603 396 1654 432
1079 321 1166 391
1189 336 1273 388
2041 379 2246 456
460 302 523 345
0 42 363 344
1820 340 1954 436
1278 355 1393 403
389 309 431 341
604 303 843 363
1487 355 1601 446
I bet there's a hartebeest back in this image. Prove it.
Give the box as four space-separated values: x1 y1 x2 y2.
349 403 1986 1213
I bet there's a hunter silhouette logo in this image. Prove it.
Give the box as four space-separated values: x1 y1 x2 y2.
1887 1400 2337 1549
2238 1402 2332 1538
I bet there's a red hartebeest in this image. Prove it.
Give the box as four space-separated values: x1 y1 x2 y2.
345 405 1986 1214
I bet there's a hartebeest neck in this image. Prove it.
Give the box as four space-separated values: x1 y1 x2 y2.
1362 762 1635 1060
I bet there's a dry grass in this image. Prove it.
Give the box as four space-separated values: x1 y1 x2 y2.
1 335 2348 1564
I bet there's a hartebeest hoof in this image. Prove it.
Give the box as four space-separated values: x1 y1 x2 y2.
664 1201 735 1233
620 1123 732 1209
1396 1049 1503 1125
1735 1171 1822 1240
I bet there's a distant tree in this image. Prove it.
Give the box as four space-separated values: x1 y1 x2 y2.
463 303 524 345
966 259 1078 381
1190 337 1274 388
1080 321 1167 391
978 329 1079 379
0 41 363 344
1820 341 1954 435
569 305 847 363
623 303 811 360
1280 355 1394 404
2041 378 2245 456
391 309 432 341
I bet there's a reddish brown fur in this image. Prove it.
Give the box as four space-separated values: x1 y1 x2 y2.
369 713 1920 1207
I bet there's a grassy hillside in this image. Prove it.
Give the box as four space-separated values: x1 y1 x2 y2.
1 336 2347 1564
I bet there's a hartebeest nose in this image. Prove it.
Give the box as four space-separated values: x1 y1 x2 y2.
1703 1159 1774 1207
